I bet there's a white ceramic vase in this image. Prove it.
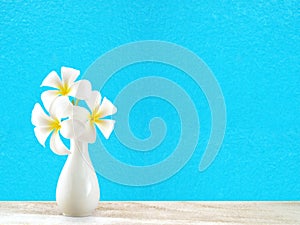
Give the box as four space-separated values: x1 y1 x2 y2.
56 139 100 216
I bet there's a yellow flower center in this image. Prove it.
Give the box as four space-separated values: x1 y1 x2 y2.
49 118 61 132
89 109 102 125
58 83 71 96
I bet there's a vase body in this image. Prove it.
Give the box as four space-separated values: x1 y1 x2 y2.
56 139 100 216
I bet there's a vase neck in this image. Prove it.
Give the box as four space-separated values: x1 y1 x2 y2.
70 139 91 162
70 139 87 152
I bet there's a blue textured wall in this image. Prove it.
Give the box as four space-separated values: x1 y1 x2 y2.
0 0 299 200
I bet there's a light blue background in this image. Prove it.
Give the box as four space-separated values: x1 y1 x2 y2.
0 1 299 200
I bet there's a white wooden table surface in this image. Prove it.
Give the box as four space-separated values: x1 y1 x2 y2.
0 202 299 225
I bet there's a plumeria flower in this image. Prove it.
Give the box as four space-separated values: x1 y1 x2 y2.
65 91 117 143
31 97 73 155
40 66 92 112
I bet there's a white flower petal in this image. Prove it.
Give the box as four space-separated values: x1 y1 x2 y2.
40 71 62 88
31 103 51 127
34 127 52 147
97 97 117 118
61 66 80 85
50 131 70 155
95 119 115 139
49 96 72 119
69 80 92 100
79 122 96 143
86 90 101 112
71 106 90 122
60 119 85 139
41 90 59 113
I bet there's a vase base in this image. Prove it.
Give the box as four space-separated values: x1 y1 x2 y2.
62 212 92 217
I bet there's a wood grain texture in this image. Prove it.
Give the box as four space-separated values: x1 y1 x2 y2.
0 202 299 225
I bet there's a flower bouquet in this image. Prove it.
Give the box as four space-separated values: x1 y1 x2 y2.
31 67 117 216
